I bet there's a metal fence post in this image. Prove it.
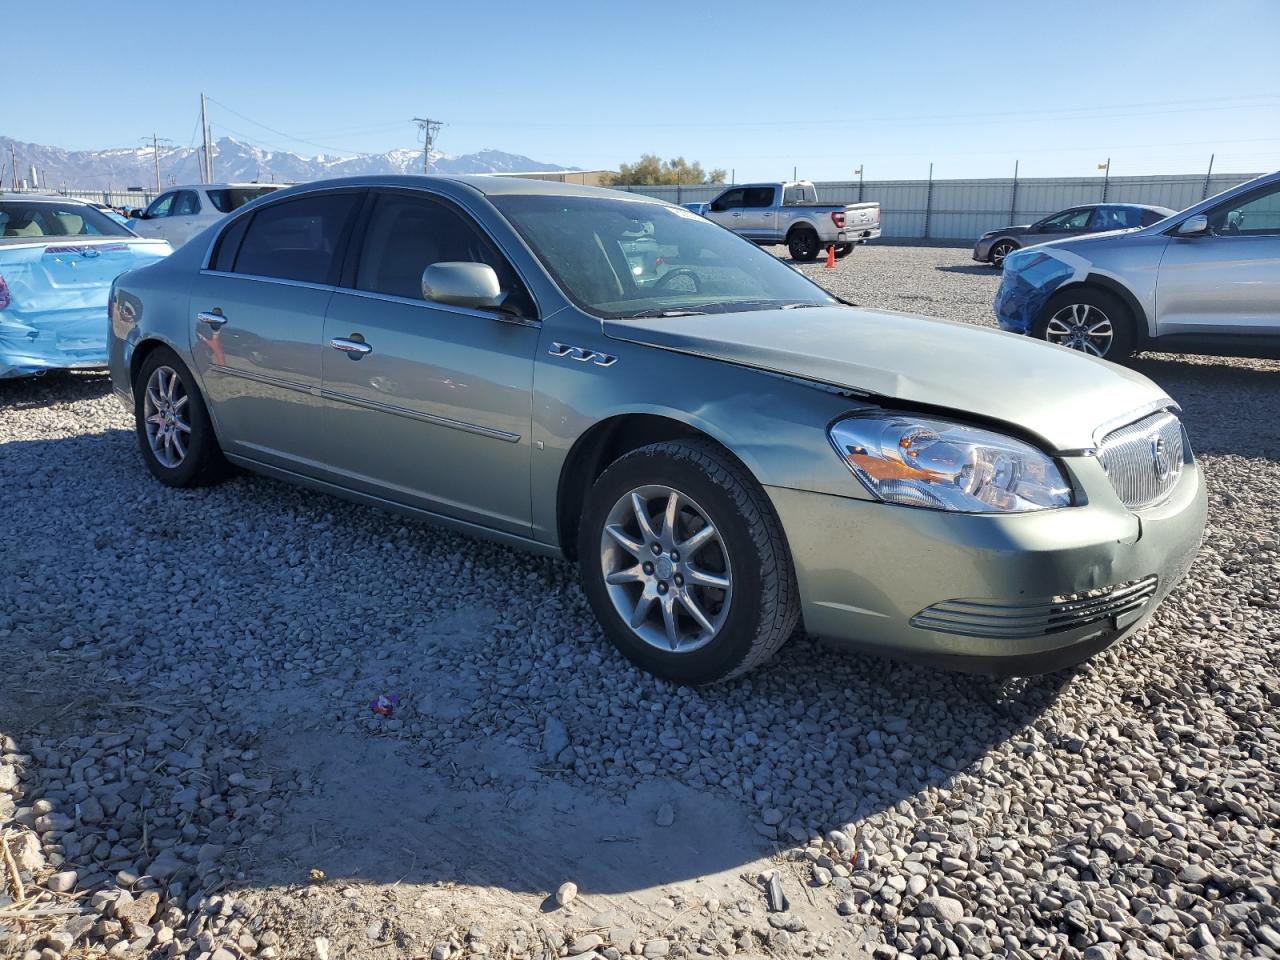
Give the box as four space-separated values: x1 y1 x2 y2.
1202 153 1215 199
923 163 933 240
1009 160 1019 226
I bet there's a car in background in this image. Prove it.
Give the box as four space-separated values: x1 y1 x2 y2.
0 195 170 378
128 183 284 248
995 171 1280 361
702 181 880 261
974 203 1175 268
108 175 1204 684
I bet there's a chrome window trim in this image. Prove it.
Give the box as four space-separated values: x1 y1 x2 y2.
198 269 336 294
320 388 520 443
333 286 541 328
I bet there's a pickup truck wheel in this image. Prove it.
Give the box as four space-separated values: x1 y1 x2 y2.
834 243 854 259
579 439 800 684
134 346 229 487
1032 288 1135 362
787 229 820 262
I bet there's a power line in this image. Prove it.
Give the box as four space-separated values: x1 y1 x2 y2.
206 96 364 156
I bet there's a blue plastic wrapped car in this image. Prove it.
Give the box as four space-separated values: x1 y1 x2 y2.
1 196 171 378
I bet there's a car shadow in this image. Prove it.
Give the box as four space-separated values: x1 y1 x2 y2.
1 388 1077 910
935 263 995 276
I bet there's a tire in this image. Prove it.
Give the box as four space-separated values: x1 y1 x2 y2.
834 243 854 259
787 228 820 262
989 240 1017 267
1031 287 1136 362
578 439 800 685
134 346 229 487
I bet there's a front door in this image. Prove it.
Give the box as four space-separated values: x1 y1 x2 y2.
1031 207 1094 244
320 190 539 535
1156 180 1280 338
738 185 778 242
706 187 747 233
189 189 364 472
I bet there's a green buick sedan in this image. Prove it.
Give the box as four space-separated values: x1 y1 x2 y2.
107 176 1206 684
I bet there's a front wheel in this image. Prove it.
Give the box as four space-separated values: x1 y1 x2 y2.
989 240 1017 267
578 439 799 684
1032 288 1135 362
134 346 229 486
787 229 820 262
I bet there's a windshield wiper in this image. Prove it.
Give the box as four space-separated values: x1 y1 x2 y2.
621 308 708 319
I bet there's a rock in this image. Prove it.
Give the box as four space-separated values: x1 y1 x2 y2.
918 896 964 924
211 950 236 960
762 808 784 826
9 832 44 872
543 717 570 762
766 873 789 912
45 870 78 893
314 937 330 960
642 939 670 958
655 803 674 827
555 881 578 907
118 891 160 934
570 934 604 955
812 866 832 887
0 765 18 792
836 898 856 916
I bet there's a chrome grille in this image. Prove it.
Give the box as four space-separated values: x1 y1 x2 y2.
1096 410 1184 510
911 576 1159 640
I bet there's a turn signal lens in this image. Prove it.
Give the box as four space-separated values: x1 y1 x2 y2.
829 414 1072 513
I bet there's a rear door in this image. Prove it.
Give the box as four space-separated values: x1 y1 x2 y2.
188 189 365 472
739 186 778 242
319 189 539 535
706 188 747 233
1155 180 1280 338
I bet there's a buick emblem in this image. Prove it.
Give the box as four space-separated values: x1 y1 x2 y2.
1150 434 1171 482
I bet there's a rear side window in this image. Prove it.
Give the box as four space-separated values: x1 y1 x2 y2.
1089 206 1143 230
231 192 362 284
353 192 533 315
207 187 278 213
1139 209 1168 227
211 215 250 271
743 187 775 208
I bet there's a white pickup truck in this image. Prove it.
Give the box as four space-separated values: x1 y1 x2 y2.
701 181 880 261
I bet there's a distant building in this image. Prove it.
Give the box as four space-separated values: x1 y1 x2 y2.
488 170 615 187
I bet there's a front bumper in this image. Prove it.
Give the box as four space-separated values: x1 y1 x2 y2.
765 454 1206 676
973 237 995 261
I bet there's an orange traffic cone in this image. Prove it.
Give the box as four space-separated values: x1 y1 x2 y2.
825 244 836 268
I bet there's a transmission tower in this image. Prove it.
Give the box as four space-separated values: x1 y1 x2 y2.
412 117 444 175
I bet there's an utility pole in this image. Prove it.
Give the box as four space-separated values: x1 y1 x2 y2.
142 134 172 192
9 144 17 190
412 117 443 175
200 93 213 183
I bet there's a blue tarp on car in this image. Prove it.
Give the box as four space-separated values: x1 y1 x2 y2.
0 239 169 378
993 248 1084 334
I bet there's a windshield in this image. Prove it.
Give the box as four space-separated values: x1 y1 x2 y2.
490 194 835 318
0 200 133 238
207 187 279 213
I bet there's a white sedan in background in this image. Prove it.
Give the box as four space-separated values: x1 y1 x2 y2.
128 183 283 248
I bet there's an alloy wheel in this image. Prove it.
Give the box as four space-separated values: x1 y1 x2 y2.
599 484 733 654
991 241 1014 266
1045 303 1114 357
143 365 192 468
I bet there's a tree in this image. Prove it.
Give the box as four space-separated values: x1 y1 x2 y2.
604 154 726 187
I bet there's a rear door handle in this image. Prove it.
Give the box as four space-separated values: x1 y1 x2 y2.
330 336 372 357
196 311 227 330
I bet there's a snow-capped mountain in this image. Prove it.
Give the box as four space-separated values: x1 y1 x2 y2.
0 136 572 190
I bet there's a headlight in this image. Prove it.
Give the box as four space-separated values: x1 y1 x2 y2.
828 414 1072 513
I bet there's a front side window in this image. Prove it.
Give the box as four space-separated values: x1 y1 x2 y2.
145 193 176 218
710 188 745 212
0 201 132 238
491 194 836 318
1040 208 1093 231
354 192 532 315
1207 183 1280 236
172 191 201 217
207 187 279 214
743 187 775 208
231 192 361 284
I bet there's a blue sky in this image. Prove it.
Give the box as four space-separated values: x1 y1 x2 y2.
4 0 1278 181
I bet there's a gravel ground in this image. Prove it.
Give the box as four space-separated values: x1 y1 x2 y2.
2 244 1279 960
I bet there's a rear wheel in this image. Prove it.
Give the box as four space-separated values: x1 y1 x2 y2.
787 228 820 262
578 439 799 684
1032 288 1135 361
989 240 1017 267
834 243 855 259
134 346 229 487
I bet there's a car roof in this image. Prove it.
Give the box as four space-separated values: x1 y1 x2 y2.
249 174 649 204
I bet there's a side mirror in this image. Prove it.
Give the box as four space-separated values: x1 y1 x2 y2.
421 262 503 310
1176 214 1209 237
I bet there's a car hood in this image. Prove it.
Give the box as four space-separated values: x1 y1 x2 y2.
990 224 1032 236
603 306 1173 452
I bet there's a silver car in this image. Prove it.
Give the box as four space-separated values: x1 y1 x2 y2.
996 171 1280 360
974 203 1175 268
107 176 1206 683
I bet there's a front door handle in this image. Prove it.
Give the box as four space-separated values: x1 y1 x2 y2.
330 336 372 358
196 311 227 330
